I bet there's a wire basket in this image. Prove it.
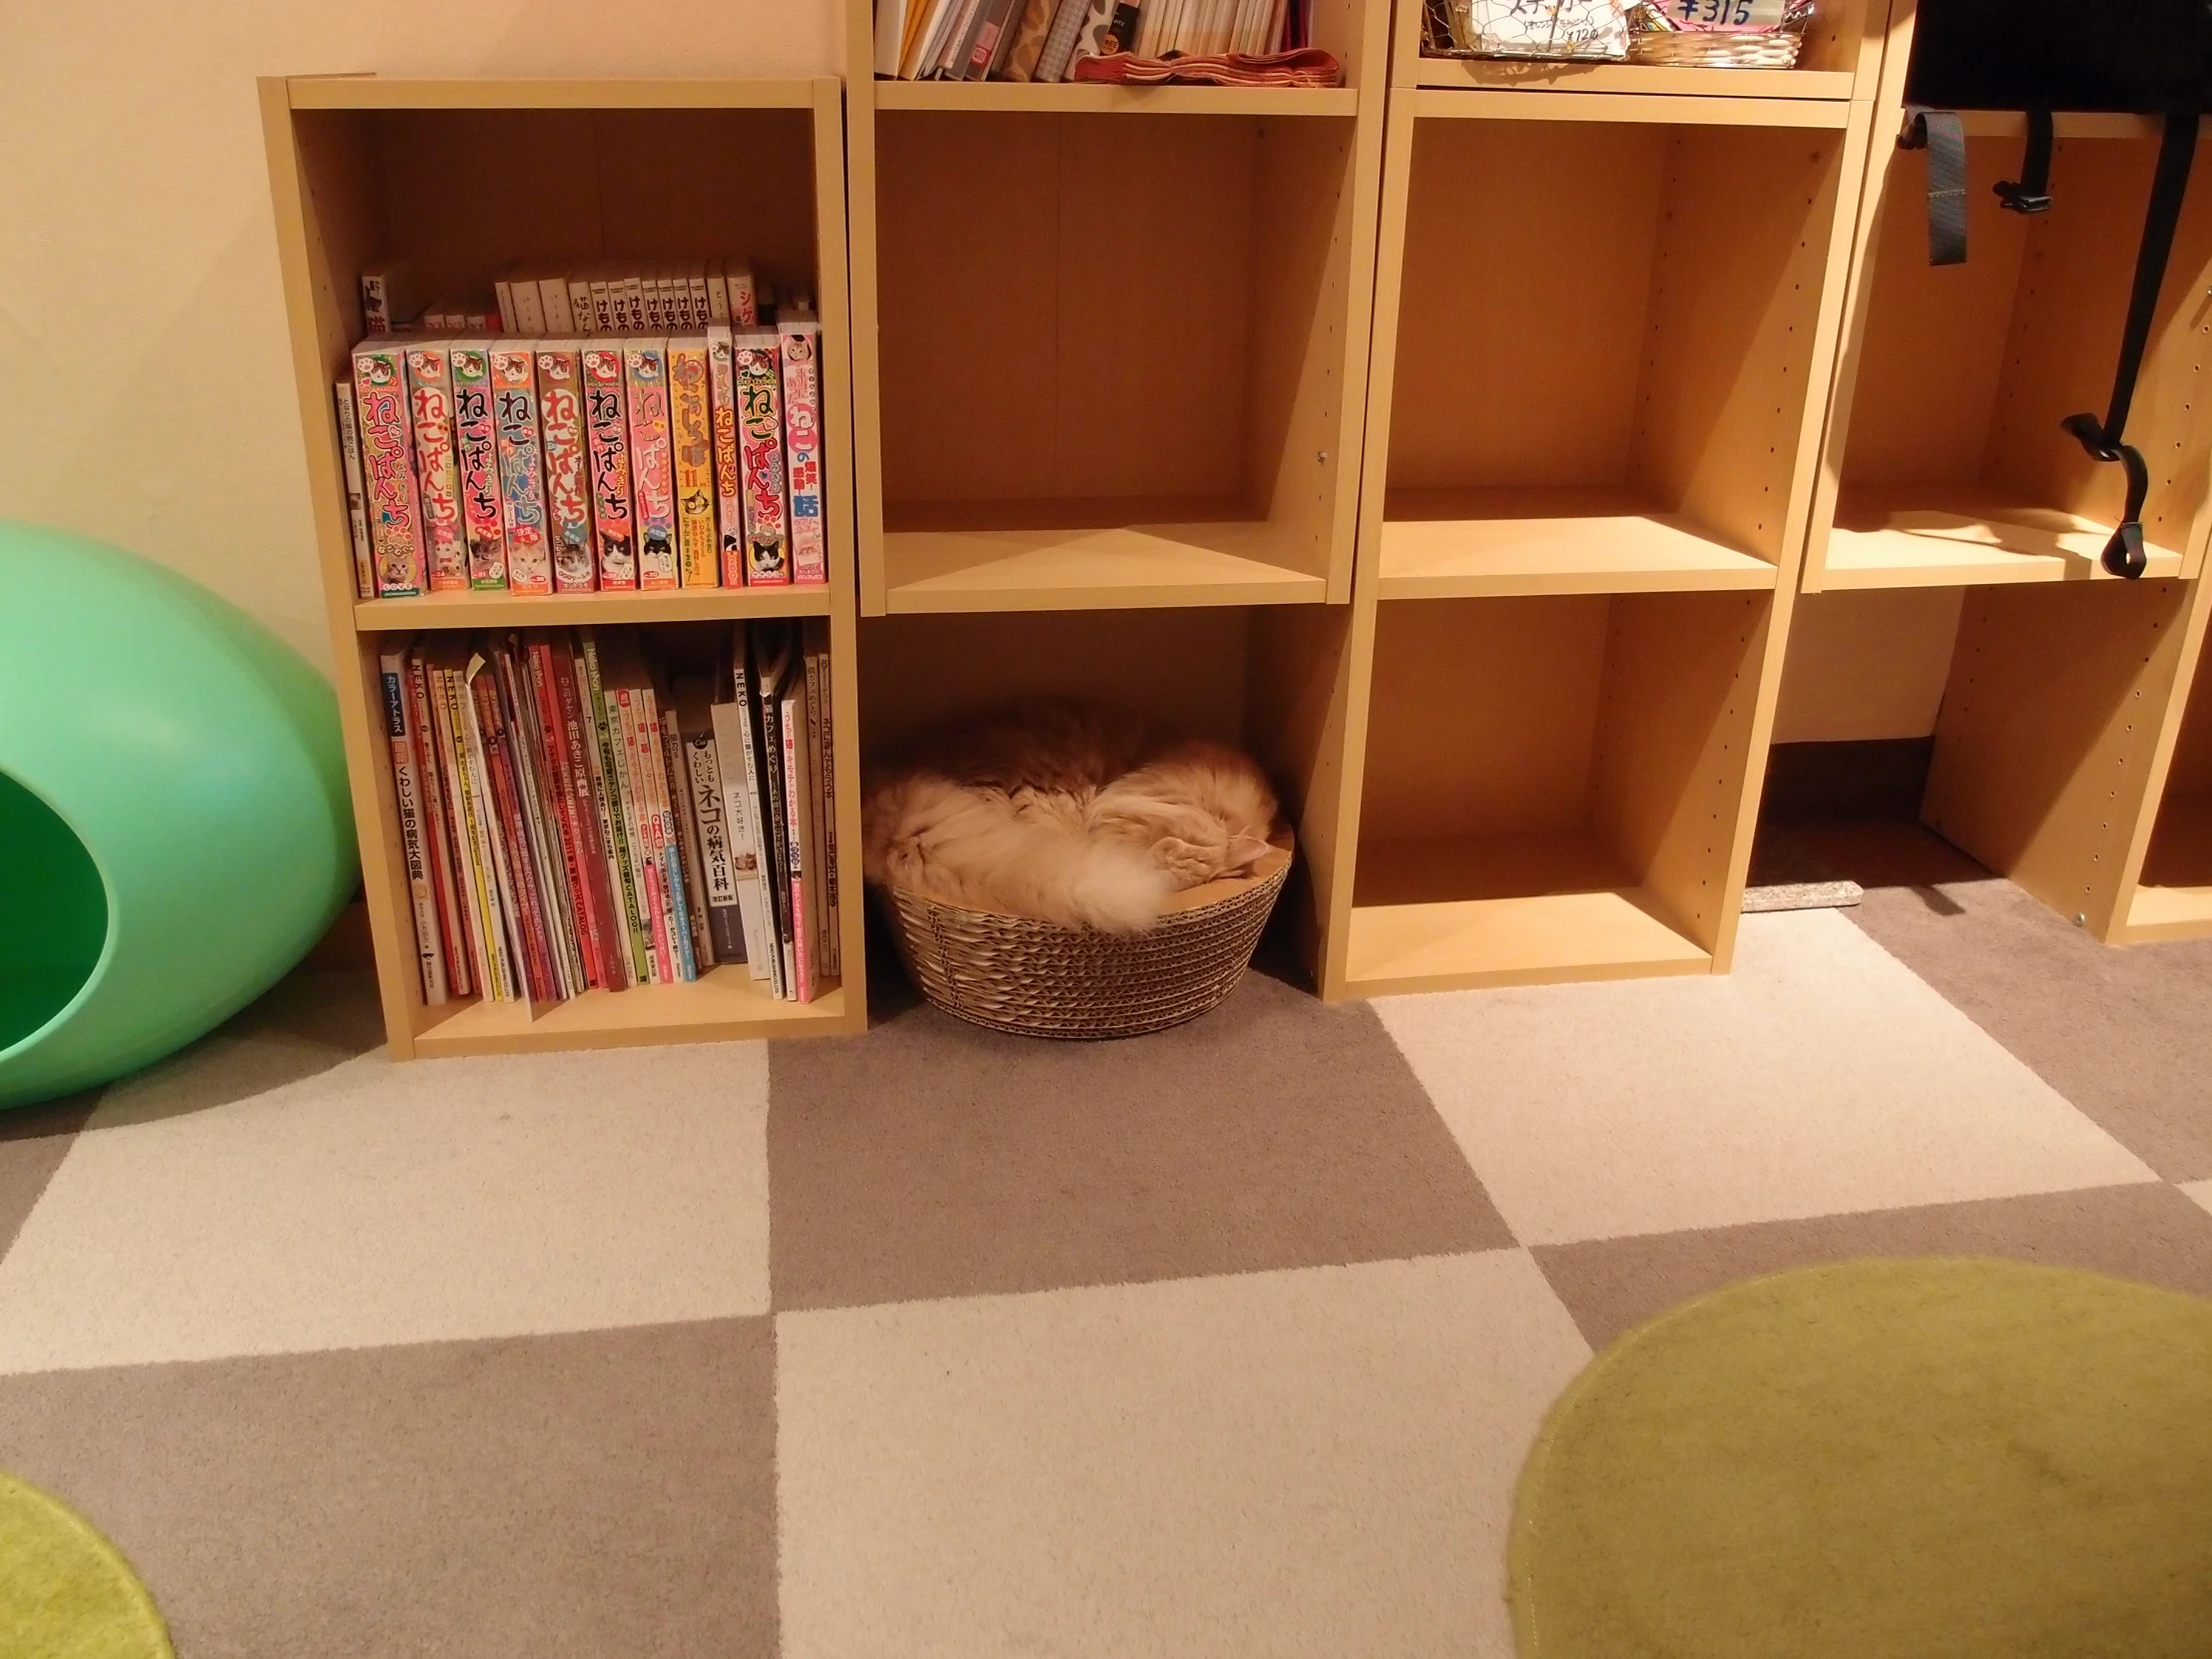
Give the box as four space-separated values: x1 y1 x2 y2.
1626 0 1813 67
874 830 1294 1040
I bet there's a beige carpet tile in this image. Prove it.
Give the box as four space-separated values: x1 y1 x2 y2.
0 1041 771 1373
0 1092 97 1258
776 1251 1590 1658
768 969 1510 1313
1375 909 2153 1248
1845 863 2212 1182
2185 1182 2212 1220
1533 1181 2212 1351
0 1319 778 1659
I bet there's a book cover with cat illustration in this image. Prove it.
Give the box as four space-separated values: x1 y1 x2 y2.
779 313 829 587
349 342 427 598
624 340 681 591
733 331 792 586
448 343 509 590
535 343 597 594
403 345 470 593
669 336 721 588
581 346 638 591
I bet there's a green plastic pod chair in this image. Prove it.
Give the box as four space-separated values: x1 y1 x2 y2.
0 523 357 1109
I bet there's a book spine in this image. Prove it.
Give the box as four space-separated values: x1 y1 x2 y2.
580 634 653 986
539 276 574 335
663 708 718 971
580 346 638 591
754 662 798 997
379 650 449 1004
350 345 427 598
804 619 841 979
510 275 546 334
624 342 680 591
472 662 558 1001
405 649 473 999
727 264 759 327
637 689 699 982
711 699 776 978
733 333 791 585
492 646 576 997
447 345 509 590
1036 0 1088 80
402 346 470 593
491 345 554 596
707 326 748 587
549 641 628 992
461 661 532 1000
669 339 720 588
536 344 597 594
707 268 731 325
439 662 512 999
685 725 747 964
778 319 829 586
568 275 596 335
779 689 814 1004
529 642 605 990
1004 0 1055 78
615 686 673 983
332 383 375 601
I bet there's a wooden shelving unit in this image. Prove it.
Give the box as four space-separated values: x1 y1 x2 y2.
260 75 867 1057
842 0 1389 620
1788 0 2212 944
1297 0 1887 1001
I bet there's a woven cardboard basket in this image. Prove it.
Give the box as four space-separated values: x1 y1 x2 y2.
875 830 1294 1039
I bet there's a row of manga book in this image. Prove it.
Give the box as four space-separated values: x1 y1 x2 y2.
336 285 826 600
378 622 840 1010
359 258 763 339
876 0 1310 81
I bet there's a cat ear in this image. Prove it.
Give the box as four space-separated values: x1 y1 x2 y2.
1227 831 1273 870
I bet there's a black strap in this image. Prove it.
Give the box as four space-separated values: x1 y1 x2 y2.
1901 108 1969 267
1996 108 2055 215
2064 112 2201 579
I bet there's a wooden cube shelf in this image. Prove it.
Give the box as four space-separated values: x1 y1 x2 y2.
1340 591 1769 995
843 0 1389 617
261 76 867 1055
1808 112 2212 591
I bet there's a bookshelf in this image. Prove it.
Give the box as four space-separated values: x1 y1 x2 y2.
1787 0 2212 946
842 0 1389 619
260 75 867 1057
1295 0 1887 1000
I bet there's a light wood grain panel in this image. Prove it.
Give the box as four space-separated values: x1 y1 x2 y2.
1634 124 1843 566
1388 119 1667 494
1410 88 1850 128
1986 134 2212 577
1246 603 1359 980
289 78 818 111
1380 487 1780 596
1925 578 2193 937
873 81 1358 115
1360 596 1612 842
1589 590 1769 954
414 974 853 1058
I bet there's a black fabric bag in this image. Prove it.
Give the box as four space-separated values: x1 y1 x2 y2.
1900 1 2212 576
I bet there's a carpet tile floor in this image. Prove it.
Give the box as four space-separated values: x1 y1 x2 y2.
0 823 2207 1655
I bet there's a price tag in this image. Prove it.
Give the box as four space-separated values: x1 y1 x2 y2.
1663 0 1787 31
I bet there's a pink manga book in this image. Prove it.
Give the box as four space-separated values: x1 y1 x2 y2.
582 346 638 591
778 314 829 586
403 344 469 593
536 343 597 594
624 340 680 591
732 330 791 587
349 342 426 598
490 344 554 596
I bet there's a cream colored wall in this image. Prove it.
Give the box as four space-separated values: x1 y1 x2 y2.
1773 587 1965 745
0 2 838 674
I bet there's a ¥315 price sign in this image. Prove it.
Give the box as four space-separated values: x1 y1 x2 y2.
1663 0 1787 29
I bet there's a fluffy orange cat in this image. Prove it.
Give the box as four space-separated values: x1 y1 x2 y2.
862 701 1279 932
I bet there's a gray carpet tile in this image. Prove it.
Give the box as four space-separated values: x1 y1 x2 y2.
768 967 1512 1312
1533 1181 2212 1351
0 1318 778 1659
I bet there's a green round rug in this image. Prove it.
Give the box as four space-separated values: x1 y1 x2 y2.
1510 1258 2212 1659
0 1473 173 1659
